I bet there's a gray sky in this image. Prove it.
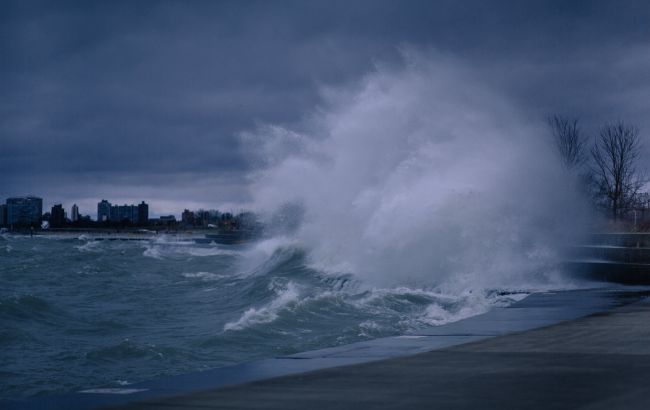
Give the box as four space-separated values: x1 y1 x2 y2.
2 0 650 216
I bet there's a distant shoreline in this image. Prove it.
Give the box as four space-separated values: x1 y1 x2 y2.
3 227 219 239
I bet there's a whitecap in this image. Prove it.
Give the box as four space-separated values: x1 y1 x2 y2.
142 245 163 259
415 301 489 327
181 271 226 281
75 240 101 252
142 242 240 259
184 247 240 257
223 282 300 331
358 320 383 337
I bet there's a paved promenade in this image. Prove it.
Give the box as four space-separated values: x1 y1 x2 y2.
108 293 650 409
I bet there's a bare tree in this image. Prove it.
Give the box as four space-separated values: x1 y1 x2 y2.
547 115 586 170
591 121 644 220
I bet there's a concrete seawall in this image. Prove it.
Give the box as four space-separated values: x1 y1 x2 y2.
567 233 650 285
5 287 649 410
110 291 650 409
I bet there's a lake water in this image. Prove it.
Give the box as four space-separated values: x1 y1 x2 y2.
0 234 531 399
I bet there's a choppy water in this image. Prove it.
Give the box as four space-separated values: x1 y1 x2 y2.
0 234 530 400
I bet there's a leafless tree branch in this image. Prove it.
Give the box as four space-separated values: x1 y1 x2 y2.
590 121 644 220
547 114 586 170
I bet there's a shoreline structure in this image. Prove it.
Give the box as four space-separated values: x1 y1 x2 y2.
4 287 649 410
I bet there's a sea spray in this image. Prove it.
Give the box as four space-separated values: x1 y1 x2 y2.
243 51 591 290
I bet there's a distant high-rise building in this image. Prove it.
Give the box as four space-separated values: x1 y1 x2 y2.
116 204 137 223
50 204 66 228
195 210 212 226
6 196 43 227
137 201 149 226
0 204 7 227
159 215 176 224
97 200 111 222
118 205 128 221
110 204 119 222
182 209 195 226
71 204 79 222
98 199 148 224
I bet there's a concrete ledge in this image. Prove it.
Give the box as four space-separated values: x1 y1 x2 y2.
586 233 650 248
108 290 650 410
568 245 650 264
4 287 647 410
566 261 650 285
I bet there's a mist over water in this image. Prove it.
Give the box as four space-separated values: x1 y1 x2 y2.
246 53 591 291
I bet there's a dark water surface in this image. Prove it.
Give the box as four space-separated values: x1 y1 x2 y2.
0 234 525 399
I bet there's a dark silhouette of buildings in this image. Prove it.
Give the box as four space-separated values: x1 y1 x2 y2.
96 199 149 226
182 209 195 226
0 204 7 227
50 204 66 228
137 201 149 226
71 204 79 222
6 196 42 227
97 200 111 222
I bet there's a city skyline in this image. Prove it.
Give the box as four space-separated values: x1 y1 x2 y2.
5 194 233 220
0 194 244 224
3 1 650 214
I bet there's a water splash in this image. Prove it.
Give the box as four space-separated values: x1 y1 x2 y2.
142 241 240 259
243 51 591 291
223 281 301 331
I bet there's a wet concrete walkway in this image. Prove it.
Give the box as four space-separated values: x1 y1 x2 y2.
107 291 650 410
5 288 649 409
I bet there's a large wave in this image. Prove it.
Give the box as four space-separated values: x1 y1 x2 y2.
242 51 591 292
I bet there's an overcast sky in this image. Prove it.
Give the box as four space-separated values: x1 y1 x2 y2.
2 1 650 216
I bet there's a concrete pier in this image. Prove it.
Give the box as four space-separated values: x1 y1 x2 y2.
109 292 650 409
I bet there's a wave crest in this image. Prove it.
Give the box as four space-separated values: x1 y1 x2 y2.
223 282 300 331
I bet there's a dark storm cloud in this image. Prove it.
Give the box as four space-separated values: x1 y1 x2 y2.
2 0 650 213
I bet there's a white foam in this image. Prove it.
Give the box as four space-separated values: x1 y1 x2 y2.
142 245 163 259
142 242 240 259
223 282 300 331
332 284 533 330
184 247 239 257
75 240 101 252
417 299 490 327
358 320 383 337
182 271 226 281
